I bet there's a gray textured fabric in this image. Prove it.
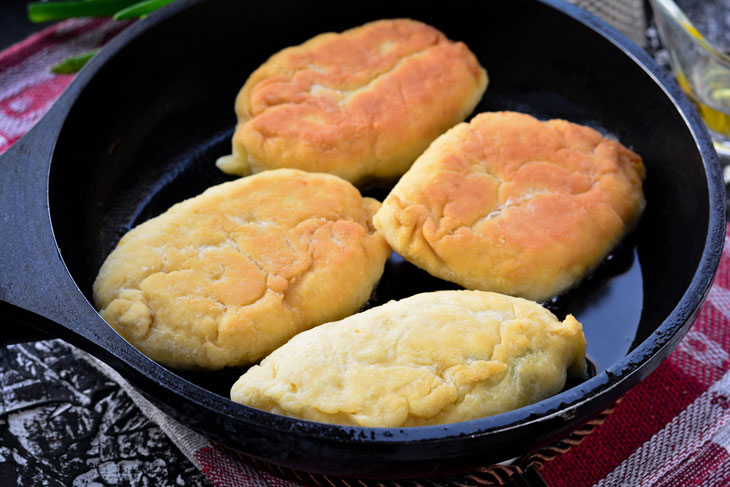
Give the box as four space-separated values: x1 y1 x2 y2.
567 0 646 47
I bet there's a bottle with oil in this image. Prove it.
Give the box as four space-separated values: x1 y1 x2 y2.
651 0 730 158
677 63 730 155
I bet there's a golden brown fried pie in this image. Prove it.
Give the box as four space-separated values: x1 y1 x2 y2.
230 290 586 427
216 18 488 185
93 169 391 370
373 111 646 302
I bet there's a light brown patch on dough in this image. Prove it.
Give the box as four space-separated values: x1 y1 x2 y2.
93 169 391 369
217 19 488 184
374 111 646 301
231 290 587 427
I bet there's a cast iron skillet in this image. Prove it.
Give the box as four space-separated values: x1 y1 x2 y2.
0 0 725 480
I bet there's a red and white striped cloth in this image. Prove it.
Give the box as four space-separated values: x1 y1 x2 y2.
3 17 730 487
0 18 130 153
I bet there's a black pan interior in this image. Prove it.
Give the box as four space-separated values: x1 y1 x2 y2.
48 0 708 451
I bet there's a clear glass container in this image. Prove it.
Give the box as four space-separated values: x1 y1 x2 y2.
650 0 730 158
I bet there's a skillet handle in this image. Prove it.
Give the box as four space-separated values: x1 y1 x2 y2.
0 104 165 419
0 120 119 351
0 125 69 345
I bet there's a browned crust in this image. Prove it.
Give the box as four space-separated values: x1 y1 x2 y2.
93 169 392 369
218 19 488 184
374 111 646 301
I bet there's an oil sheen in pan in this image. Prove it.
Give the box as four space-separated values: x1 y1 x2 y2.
142 162 641 399
178 238 638 396
103 104 642 398
365 227 642 378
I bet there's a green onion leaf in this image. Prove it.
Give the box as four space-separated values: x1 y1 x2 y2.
50 50 99 74
28 0 140 22
113 0 176 20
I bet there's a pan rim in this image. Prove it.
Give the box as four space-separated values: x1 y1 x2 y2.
41 0 727 445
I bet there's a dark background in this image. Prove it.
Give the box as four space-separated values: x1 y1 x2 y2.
0 0 44 50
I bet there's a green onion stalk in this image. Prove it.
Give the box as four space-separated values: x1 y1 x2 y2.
28 0 177 73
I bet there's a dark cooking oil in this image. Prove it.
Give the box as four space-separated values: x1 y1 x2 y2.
176 241 641 396
545 240 643 375
371 235 643 377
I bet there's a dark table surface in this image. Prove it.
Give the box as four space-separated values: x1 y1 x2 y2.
0 341 211 487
